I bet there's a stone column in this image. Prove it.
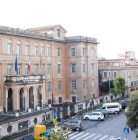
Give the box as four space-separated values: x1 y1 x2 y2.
42 83 46 107
24 87 29 111
5 87 8 112
13 86 19 112
33 86 37 109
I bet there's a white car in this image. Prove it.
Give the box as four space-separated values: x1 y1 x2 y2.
83 112 104 121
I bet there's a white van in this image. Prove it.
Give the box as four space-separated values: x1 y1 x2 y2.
101 102 122 114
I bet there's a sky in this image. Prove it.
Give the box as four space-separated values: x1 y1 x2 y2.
0 0 138 59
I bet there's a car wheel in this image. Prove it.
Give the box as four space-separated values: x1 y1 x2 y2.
85 117 89 120
105 114 108 118
76 127 80 131
98 118 101 121
115 111 118 114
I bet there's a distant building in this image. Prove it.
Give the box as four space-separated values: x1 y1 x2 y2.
98 51 138 101
0 25 99 137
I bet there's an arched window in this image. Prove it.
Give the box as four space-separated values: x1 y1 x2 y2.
16 41 21 54
34 43 38 55
7 40 13 54
24 42 29 55
40 43 44 56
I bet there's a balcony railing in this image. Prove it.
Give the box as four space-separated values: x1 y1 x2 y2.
5 74 46 84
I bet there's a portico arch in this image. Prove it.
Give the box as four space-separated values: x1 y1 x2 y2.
29 87 34 109
19 87 25 111
7 88 13 112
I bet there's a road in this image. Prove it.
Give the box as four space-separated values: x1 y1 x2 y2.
15 111 137 140
65 111 137 140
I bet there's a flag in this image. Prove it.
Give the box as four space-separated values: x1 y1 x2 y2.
15 55 18 75
28 58 30 72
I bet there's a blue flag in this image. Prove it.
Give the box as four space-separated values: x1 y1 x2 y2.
15 55 18 75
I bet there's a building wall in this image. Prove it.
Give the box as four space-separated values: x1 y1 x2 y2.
98 56 138 95
0 26 98 113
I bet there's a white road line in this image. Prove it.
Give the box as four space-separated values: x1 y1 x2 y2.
98 135 109 140
70 132 84 139
83 133 96 140
76 133 90 140
68 132 78 137
91 134 102 140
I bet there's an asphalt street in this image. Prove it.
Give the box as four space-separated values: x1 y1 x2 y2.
15 111 137 140
66 111 137 140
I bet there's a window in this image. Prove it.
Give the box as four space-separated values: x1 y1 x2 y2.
57 48 61 56
108 71 111 77
40 47 44 56
48 82 51 91
34 45 38 55
25 64 28 75
42 64 46 74
72 80 77 90
7 40 12 54
58 64 61 74
71 63 76 74
24 45 29 55
34 64 39 75
7 64 13 75
114 72 117 77
82 48 86 56
103 71 107 77
46 47 50 56
57 29 60 37
71 48 76 56
16 42 21 54
83 64 86 73
83 80 86 88
47 64 51 74
59 97 62 103
17 64 21 75
58 81 62 91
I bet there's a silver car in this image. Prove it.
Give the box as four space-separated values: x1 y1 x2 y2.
84 111 104 121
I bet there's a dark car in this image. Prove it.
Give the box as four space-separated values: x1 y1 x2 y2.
120 99 128 109
95 107 109 118
64 118 83 131
21 135 34 140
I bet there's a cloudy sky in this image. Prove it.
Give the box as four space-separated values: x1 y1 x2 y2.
0 0 138 58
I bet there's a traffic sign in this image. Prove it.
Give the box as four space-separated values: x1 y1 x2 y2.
54 112 58 118
124 127 129 134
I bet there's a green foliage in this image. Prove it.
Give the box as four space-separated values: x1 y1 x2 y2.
113 77 125 97
100 80 113 93
126 92 138 137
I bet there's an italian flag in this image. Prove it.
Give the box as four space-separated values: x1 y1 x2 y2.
28 58 30 72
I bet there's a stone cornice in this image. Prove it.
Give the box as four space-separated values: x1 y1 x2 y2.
0 25 98 44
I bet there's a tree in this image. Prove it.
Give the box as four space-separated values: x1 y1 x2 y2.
99 80 113 94
113 77 125 97
126 92 138 137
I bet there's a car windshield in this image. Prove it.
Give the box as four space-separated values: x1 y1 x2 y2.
100 107 105 109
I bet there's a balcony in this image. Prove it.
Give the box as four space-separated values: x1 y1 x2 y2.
5 74 46 84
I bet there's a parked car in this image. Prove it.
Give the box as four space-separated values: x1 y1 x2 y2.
102 102 122 114
21 135 34 140
95 108 109 117
83 112 104 121
63 118 83 131
120 99 128 109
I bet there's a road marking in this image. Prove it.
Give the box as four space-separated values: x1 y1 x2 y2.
99 135 109 140
75 133 90 140
91 134 102 140
70 132 84 139
83 133 96 140
68 132 78 137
